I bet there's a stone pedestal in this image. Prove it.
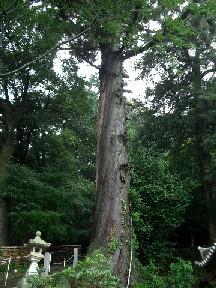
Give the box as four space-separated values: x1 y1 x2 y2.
26 231 51 276
17 231 51 288
43 252 51 275
27 251 44 275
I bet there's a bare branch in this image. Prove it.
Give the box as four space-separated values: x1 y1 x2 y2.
5 1 26 15
6 10 33 26
123 38 157 60
201 68 216 78
122 72 129 78
123 89 132 93
60 40 100 69
78 55 100 69
81 57 100 69
0 26 92 78
59 47 72 50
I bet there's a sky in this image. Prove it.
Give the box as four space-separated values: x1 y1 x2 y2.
53 18 163 102
77 57 147 100
54 51 160 102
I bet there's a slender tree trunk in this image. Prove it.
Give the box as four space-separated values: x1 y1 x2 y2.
206 189 216 243
91 46 131 287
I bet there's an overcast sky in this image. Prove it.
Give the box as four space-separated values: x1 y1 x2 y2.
54 51 161 103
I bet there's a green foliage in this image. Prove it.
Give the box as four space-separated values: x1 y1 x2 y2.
0 258 28 274
0 1 62 78
62 251 118 288
166 260 196 288
26 273 70 288
1 48 97 244
3 163 94 245
135 262 165 288
134 260 196 288
129 146 193 263
108 238 120 254
2 0 216 278
209 278 216 287
134 0 216 245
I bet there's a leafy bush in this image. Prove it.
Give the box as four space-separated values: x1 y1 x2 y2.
134 261 166 288
166 260 196 288
62 250 118 288
26 273 70 288
134 259 196 288
129 147 194 264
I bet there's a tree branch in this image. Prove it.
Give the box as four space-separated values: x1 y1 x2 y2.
201 68 216 78
2 81 9 102
59 44 100 69
81 58 100 69
0 26 92 78
123 7 193 60
123 38 157 60
5 1 26 15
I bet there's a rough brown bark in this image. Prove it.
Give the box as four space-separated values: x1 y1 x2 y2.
91 46 131 287
0 199 7 245
0 104 17 245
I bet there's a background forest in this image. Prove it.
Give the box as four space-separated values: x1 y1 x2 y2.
1 0 216 287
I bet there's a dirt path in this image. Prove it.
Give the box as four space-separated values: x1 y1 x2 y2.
0 272 24 287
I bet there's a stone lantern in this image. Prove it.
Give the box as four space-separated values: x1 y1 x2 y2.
26 231 51 276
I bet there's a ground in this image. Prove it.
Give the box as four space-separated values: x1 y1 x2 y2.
0 264 66 287
0 270 23 287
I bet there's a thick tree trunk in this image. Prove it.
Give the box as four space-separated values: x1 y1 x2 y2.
0 110 16 245
0 134 16 245
0 199 7 245
91 47 131 287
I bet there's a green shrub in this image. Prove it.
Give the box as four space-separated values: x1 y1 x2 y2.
209 279 216 287
26 273 70 288
25 251 118 288
62 250 118 288
134 262 166 288
134 259 196 288
166 260 196 288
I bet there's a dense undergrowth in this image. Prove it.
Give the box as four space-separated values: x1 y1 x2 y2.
24 251 198 288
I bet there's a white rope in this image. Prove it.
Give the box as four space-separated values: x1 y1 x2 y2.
4 258 11 286
52 253 74 266
0 255 30 286
126 216 133 288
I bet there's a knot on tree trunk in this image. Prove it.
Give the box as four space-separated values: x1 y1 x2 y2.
120 163 130 183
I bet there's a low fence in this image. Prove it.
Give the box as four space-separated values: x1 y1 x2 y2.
50 245 81 266
0 245 81 285
0 245 81 265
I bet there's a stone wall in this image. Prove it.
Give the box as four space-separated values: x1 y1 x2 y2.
0 246 29 258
